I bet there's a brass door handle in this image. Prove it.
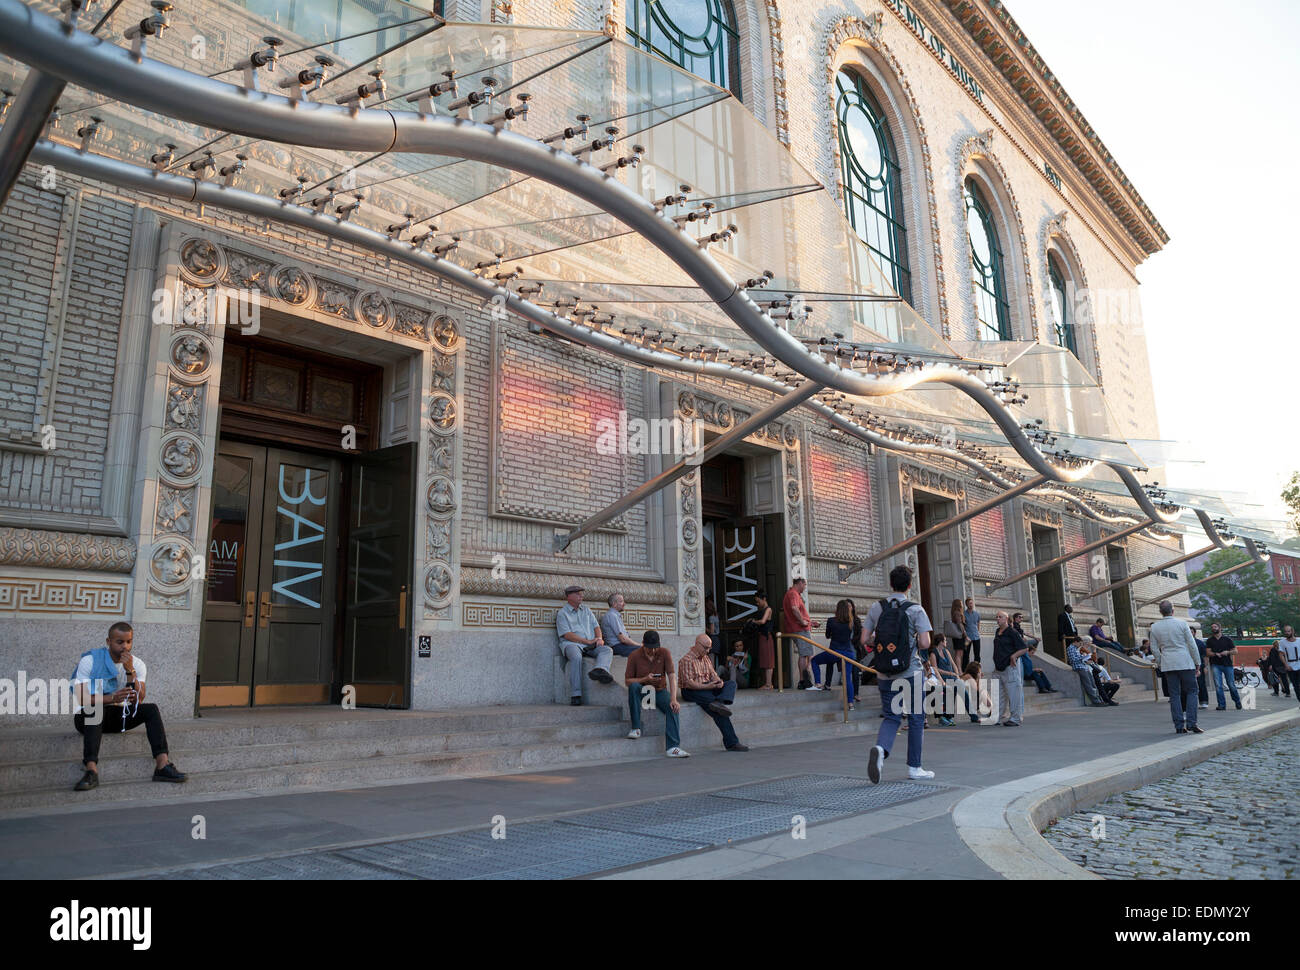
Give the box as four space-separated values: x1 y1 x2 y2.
243 591 256 628
398 585 407 631
259 591 271 628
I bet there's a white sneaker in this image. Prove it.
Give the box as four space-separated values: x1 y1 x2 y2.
1198 703 1209 709
867 744 884 784
908 766 936 780
809 685 825 692
666 747 691 758
625 729 641 739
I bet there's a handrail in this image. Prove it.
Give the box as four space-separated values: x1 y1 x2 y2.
1092 643 1161 704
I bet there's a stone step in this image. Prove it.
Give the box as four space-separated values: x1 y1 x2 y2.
0 704 625 762
1 705 882 813
0 701 858 797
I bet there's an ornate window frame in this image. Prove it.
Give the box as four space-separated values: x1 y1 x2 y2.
626 0 742 100
824 15 948 337
958 132 1039 343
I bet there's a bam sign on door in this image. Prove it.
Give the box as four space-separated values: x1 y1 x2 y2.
723 524 759 622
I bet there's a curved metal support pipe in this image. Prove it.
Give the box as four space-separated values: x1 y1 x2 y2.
0 69 66 208
31 139 1182 570
0 0 1109 489
1033 487 1142 527
1109 465 1182 526
27 140 1033 495
1134 539 1268 609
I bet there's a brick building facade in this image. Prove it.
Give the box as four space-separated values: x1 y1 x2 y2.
0 0 1196 723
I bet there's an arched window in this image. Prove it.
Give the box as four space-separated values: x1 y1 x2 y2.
626 0 742 100
1047 252 1078 357
835 69 911 304
964 178 1011 341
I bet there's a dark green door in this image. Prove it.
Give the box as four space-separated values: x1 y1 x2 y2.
342 443 416 708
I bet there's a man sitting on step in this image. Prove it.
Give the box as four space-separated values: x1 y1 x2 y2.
70 621 187 791
557 585 613 706
678 634 748 752
624 630 689 758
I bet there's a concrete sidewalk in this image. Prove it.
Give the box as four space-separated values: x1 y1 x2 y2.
3 691 1295 880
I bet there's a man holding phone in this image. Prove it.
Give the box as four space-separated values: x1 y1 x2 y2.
623 630 689 757
69 621 187 791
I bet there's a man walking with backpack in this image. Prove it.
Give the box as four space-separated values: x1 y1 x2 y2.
864 565 934 783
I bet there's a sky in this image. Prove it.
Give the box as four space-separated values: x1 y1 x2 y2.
1004 0 1300 536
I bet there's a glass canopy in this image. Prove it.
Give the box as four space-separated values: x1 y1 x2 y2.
1 0 1278 529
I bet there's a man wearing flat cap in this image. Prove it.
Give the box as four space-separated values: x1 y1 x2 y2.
557 585 614 706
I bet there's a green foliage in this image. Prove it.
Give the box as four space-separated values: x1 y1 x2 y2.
1188 548 1284 637
1283 472 1300 534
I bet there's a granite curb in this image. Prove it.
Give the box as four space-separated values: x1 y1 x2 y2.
952 708 1300 879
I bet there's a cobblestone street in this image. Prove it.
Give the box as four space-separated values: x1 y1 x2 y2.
1044 725 1300 879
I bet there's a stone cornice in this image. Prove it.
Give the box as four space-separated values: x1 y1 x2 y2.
942 0 1169 257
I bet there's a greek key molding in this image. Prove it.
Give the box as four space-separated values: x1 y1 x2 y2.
462 602 559 629
0 528 137 573
825 14 951 337
0 576 129 615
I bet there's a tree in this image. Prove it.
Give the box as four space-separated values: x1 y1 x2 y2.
1283 471 1300 535
1188 548 1282 637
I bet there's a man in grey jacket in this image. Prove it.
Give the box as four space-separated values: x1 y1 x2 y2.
1149 600 1203 735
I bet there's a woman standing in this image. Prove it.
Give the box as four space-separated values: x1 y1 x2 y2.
754 590 776 690
847 599 866 696
816 600 858 709
945 599 968 671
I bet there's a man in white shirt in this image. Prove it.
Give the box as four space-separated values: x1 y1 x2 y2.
1148 601 1203 735
70 621 187 790
600 593 640 658
1275 625 1300 704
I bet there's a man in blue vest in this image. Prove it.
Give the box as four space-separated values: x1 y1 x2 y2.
70 621 187 791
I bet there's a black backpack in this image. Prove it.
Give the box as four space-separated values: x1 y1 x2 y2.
873 598 915 676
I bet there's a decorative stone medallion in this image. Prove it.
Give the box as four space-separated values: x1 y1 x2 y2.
431 314 461 353
179 238 224 284
149 540 195 590
270 264 314 306
424 561 455 607
159 431 203 485
429 392 458 435
357 290 392 329
169 332 212 377
426 476 457 519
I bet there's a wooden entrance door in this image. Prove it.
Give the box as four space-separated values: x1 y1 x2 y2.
200 441 341 706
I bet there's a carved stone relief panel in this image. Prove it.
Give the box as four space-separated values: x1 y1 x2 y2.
424 314 463 619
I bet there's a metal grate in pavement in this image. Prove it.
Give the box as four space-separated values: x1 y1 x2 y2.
156 853 412 880
152 774 949 879
336 822 701 880
558 794 846 845
714 774 945 811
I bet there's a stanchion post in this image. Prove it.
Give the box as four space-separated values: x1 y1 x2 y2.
776 634 784 693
